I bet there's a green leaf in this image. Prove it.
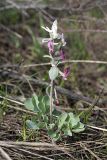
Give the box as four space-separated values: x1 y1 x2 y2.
32 94 40 112
35 96 49 114
26 120 39 130
24 98 34 111
42 115 49 123
24 94 40 112
48 130 56 137
48 130 60 141
69 112 80 128
32 94 39 107
0 108 4 122
42 96 48 112
52 108 61 116
38 122 46 129
38 101 46 114
64 129 72 136
49 123 55 129
58 113 68 129
43 96 50 107
72 122 85 133
42 96 50 113
49 66 59 80
53 133 60 141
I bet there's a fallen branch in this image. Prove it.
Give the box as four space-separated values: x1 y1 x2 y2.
0 70 105 106
22 75 102 106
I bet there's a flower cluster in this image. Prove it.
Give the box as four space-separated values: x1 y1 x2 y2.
42 20 70 80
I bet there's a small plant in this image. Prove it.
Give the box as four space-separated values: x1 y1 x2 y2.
24 20 85 141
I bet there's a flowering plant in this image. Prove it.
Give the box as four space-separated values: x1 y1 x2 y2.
42 20 70 117
24 20 85 141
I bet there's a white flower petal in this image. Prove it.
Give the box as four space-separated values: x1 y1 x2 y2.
51 20 58 39
52 20 57 33
41 26 52 32
58 70 64 77
42 20 59 39
57 33 62 39
42 38 51 43
61 33 66 46
53 42 59 45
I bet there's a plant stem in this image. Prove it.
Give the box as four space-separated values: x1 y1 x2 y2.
50 80 53 120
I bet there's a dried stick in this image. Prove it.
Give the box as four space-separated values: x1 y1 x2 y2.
0 73 104 106
0 60 107 69
22 60 107 68
66 29 107 33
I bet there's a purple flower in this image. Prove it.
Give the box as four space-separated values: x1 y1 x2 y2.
48 40 54 54
63 67 70 80
59 49 65 61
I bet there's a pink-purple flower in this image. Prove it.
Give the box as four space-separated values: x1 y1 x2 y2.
58 67 70 80
48 40 54 53
63 67 70 80
59 49 65 61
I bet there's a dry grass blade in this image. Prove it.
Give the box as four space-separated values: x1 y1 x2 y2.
0 141 75 159
53 144 76 160
0 141 66 151
80 143 102 160
4 103 37 115
17 148 54 160
87 125 107 132
0 147 12 160
0 95 24 106
0 141 76 159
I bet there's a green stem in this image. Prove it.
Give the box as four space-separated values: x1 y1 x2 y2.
50 80 53 121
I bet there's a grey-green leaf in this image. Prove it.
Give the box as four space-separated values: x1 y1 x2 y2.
26 120 39 130
72 122 85 133
49 66 59 80
64 129 72 136
58 113 68 129
32 94 40 112
48 130 60 141
38 101 46 113
32 94 39 108
69 112 80 128
24 98 34 111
